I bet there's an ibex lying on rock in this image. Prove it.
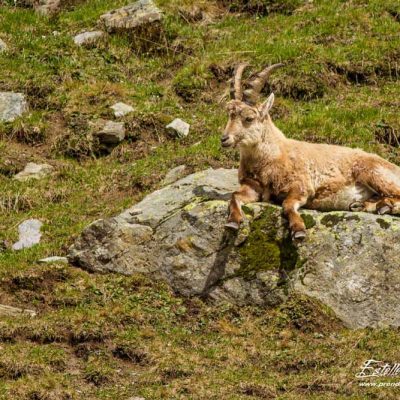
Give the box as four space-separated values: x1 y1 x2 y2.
222 63 400 239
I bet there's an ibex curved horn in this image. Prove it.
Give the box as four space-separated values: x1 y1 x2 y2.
242 63 284 105
230 63 249 101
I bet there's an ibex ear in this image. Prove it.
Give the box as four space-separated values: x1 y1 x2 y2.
260 93 275 119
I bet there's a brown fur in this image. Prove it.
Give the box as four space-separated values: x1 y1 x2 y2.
222 98 400 239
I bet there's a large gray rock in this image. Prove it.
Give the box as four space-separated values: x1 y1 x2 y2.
100 0 162 32
68 168 400 328
0 92 28 122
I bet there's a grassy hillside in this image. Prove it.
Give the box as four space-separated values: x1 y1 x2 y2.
0 0 399 398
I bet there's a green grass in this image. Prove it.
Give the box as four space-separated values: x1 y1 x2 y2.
0 0 399 398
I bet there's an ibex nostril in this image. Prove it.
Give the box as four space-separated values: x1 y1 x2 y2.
221 136 229 142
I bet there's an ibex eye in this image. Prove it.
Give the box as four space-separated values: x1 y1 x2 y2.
245 116 255 123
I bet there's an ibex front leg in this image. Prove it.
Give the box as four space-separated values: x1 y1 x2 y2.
225 179 262 230
282 190 308 240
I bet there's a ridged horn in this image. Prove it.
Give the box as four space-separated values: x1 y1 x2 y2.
230 63 249 101
242 63 284 105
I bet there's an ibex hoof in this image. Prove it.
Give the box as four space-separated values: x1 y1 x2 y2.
225 221 240 230
377 205 391 215
292 230 306 241
349 201 364 212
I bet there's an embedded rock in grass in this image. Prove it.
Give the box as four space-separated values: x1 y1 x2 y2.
0 304 36 318
100 0 162 32
12 219 43 251
100 0 164 52
69 168 400 328
0 92 28 122
38 256 68 264
111 102 134 118
162 165 187 185
13 162 54 182
73 31 105 47
35 0 61 15
0 39 7 52
166 118 190 138
92 120 125 146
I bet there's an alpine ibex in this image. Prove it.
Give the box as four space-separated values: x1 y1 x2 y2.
222 63 400 240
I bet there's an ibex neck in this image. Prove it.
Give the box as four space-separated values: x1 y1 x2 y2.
263 117 286 141
239 118 286 162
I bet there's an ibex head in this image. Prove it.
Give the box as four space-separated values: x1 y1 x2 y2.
221 63 283 148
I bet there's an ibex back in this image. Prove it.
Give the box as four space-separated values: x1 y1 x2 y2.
222 63 400 240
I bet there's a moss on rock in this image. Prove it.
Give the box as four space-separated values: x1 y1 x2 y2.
300 213 316 229
237 206 303 280
320 213 345 227
377 218 391 230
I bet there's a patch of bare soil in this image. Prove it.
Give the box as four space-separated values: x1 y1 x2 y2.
218 0 304 16
327 51 400 85
0 266 71 311
238 382 277 398
374 120 400 147
277 295 343 333
267 71 333 101
388 8 400 23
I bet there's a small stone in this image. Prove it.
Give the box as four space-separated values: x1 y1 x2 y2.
12 219 43 251
0 39 7 53
14 162 54 182
0 304 36 318
38 256 68 264
73 31 105 46
100 0 162 32
35 0 61 15
0 92 28 122
93 120 125 144
166 118 190 138
111 102 134 118
162 165 187 185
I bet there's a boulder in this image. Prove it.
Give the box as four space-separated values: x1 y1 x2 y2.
0 92 28 122
73 31 105 46
100 0 162 32
13 162 54 182
68 168 400 328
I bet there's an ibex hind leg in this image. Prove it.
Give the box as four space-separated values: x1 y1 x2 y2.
350 197 400 215
355 161 400 215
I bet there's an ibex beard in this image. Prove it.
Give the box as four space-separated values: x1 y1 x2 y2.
221 63 400 240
